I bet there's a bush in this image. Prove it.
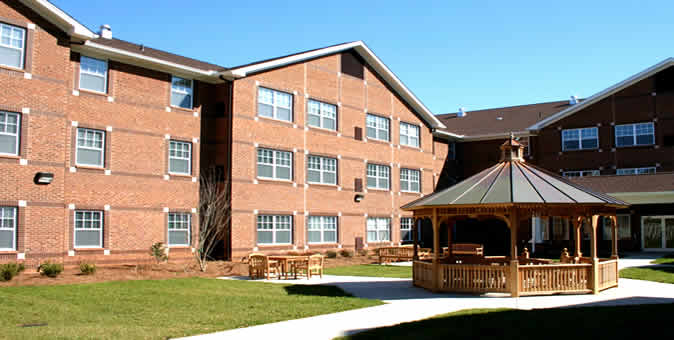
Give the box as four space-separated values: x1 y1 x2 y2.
38 262 63 278
0 262 25 282
325 250 337 258
150 242 168 263
358 249 369 257
339 249 354 258
79 262 97 275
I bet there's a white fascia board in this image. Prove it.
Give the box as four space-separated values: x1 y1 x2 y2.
78 41 222 83
432 129 464 140
21 0 96 39
528 58 674 131
221 41 447 129
461 130 534 142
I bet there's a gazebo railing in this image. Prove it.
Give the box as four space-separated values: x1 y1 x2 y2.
439 263 509 293
597 259 619 290
519 264 592 295
413 261 434 289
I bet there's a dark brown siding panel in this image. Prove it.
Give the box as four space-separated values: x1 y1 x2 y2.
354 126 362 141
341 51 364 79
354 178 363 193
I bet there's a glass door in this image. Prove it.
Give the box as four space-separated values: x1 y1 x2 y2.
642 216 674 250
666 218 674 249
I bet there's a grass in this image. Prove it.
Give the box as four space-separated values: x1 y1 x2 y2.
620 266 674 284
0 277 382 340
324 264 412 278
337 304 674 340
651 253 674 264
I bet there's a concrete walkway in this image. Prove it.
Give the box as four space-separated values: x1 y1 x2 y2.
180 254 674 340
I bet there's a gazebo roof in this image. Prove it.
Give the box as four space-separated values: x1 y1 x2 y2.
402 138 628 209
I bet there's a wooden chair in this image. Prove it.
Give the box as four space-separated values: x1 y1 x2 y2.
294 254 324 279
248 253 280 279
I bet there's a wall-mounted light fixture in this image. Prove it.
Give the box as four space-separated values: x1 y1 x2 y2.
354 194 364 203
33 172 54 185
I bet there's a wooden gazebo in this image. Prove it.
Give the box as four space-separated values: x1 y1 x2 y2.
402 138 629 297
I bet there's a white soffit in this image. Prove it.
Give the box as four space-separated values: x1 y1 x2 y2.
21 0 95 39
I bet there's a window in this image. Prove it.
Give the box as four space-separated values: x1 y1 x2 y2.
74 210 103 248
367 217 390 242
0 23 25 69
307 99 336 130
399 122 420 147
400 168 420 192
257 148 292 180
79 56 108 93
258 87 292 122
552 217 569 240
366 163 390 190
615 122 654 147
76 128 105 167
448 142 456 160
401 217 413 242
307 216 337 244
616 167 656 175
0 206 16 251
257 215 292 244
169 140 191 175
171 76 193 109
561 127 598 151
562 170 600 178
366 114 390 141
168 212 191 246
307 155 336 185
0 111 20 156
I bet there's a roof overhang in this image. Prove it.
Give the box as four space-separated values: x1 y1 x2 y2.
606 191 674 205
460 130 534 142
220 41 447 130
527 58 674 131
432 129 463 140
72 41 223 83
20 0 95 40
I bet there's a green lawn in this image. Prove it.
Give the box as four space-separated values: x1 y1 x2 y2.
0 278 382 340
620 266 674 284
324 265 412 278
337 304 674 340
651 253 674 264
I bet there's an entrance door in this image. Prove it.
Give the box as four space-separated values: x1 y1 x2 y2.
641 216 674 250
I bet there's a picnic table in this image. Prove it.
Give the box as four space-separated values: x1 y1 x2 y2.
267 255 308 279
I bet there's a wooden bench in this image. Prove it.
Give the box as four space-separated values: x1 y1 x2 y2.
443 243 484 256
378 246 414 263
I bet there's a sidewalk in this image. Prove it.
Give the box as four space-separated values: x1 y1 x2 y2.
180 254 674 340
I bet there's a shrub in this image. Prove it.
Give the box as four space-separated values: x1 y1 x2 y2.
339 249 354 258
37 262 63 278
0 262 25 282
325 250 338 258
150 242 168 263
358 249 369 257
79 262 97 275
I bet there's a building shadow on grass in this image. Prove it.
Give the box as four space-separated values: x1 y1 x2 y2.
283 284 358 297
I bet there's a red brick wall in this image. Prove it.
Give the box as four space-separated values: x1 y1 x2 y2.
224 53 448 259
0 2 200 267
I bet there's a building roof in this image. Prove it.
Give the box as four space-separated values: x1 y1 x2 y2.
437 100 574 140
570 173 674 205
21 0 95 39
402 140 627 209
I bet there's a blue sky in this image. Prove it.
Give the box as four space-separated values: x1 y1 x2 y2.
55 0 674 113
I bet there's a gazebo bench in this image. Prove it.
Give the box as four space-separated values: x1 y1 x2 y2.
443 243 484 256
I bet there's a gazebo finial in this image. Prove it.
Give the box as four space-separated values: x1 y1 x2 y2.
500 133 523 162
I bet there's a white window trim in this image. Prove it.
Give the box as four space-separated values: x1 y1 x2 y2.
561 127 598 151
0 23 26 69
171 75 193 109
257 215 293 245
399 122 420 148
0 206 17 251
367 217 391 242
306 155 337 185
258 87 293 122
79 56 108 94
167 212 191 247
75 127 105 168
616 167 656 176
73 210 103 249
307 216 338 244
366 114 390 142
366 163 390 190
400 168 421 193
257 148 293 181
307 99 337 131
168 140 192 175
0 111 20 156
562 170 600 178
400 217 413 242
615 122 655 147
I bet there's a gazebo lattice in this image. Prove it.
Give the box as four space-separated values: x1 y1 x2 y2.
402 138 629 296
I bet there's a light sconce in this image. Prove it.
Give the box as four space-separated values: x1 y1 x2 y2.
354 194 364 203
33 172 54 185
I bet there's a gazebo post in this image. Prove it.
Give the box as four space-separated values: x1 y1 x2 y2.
573 216 583 261
610 215 619 259
590 215 600 294
412 218 419 261
447 218 453 258
509 209 520 297
432 208 440 292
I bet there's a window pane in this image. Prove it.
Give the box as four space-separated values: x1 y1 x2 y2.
411 182 420 192
564 140 579 150
367 231 377 242
258 164 273 178
323 172 336 185
616 136 633 147
75 230 101 247
170 159 190 174
257 230 273 244
0 230 13 249
323 117 336 130
171 93 191 108
276 167 291 180
77 149 103 166
258 103 273 117
0 134 17 154
0 45 22 68
636 134 654 145
276 230 291 244
366 127 377 139
277 107 291 121
324 231 337 243
308 114 320 127
307 169 321 183
80 74 106 93
169 230 189 245
378 129 388 141
308 230 322 243
378 178 388 189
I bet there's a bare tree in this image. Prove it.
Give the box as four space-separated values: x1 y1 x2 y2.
195 166 230 272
